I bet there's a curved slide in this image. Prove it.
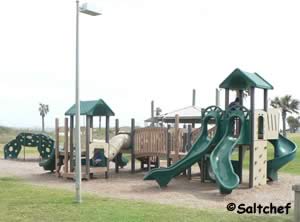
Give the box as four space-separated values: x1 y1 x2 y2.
144 106 223 187
267 134 297 181
210 106 249 194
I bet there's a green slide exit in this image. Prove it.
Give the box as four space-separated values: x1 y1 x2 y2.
144 106 223 187
267 134 297 181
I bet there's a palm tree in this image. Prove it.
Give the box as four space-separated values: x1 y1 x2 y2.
38 103 49 132
270 95 300 137
287 116 300 133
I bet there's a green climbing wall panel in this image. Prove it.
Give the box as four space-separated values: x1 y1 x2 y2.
3 133 54 159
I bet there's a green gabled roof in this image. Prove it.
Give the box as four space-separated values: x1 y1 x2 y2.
65 99 115 116
219 68 273 90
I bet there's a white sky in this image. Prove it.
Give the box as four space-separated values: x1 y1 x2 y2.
0 0 299 128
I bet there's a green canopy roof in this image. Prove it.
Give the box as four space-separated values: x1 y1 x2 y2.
65 99 115 116
219 68 273 90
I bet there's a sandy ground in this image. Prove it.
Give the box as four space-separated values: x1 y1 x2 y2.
0 158 299 209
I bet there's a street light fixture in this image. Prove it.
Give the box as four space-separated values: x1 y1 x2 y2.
75 0 101 203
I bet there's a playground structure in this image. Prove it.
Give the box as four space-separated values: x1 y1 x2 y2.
145 68 297 193
3 68 297 194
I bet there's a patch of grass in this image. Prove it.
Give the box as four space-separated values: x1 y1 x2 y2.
0 144 40 159
232 133 300 175
0 177 292 222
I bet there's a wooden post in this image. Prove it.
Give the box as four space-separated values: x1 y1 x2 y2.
174 115 180 162
105 116 110 178
131 118 135 173
192 89 196 106
263 89 268 112
90 117 93 142
155 156 160 168
70 115 74 172
215 88 220 107
115 118 120 173
249 87 255 188
293 184 300 222
115 119 119 135
85 116 90 180
225 88 230 108
151 101 154 127
182 124 187 176
64 118 69 175
99 116 101 129
187 125 192 180
238 89 244 183
200 109 205 182
167 124 171 167
147 156 151 171
55 118 59 176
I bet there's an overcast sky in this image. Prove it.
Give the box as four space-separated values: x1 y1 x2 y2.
0 0 299 128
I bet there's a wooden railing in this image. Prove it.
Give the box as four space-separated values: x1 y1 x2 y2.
134 127 168 157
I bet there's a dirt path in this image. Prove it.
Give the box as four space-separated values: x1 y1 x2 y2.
0 159 299 209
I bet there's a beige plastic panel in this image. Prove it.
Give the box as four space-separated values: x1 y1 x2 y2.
266 109 280 140
253 140 268 187
254 109 280 141
254 110 268 141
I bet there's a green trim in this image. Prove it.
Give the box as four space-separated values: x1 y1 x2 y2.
219 68 273 90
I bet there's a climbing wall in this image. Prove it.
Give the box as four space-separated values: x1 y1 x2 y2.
252 110 268 186
4 133 54 159
253 140 268 186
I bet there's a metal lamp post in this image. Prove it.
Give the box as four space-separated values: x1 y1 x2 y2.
75 0 101 203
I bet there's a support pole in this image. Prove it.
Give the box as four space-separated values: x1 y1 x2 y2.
131 118 135 173
151 101 154 127
263 89 268 111
192 89 196 106
115 118 119 173
182 124 187 176
64 118 69 175
174 115 180 162
105 116 110 178
293 184 300 222
115 119 119 135
225 88 230 108
75 0 82 203
249 87 255 188
187 125 192 180
70 115 74 172
55 118 59 176
167 124 171 167
85 116 90 180
215 88 220 107
238 89 244 183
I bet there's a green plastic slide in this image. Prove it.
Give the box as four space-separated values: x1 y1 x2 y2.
144 106 224 187
267 134 297 181
210 106 250 194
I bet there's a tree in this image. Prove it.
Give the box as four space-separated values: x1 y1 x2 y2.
270 95 300 137
287 116 300 133
38 103 49 132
